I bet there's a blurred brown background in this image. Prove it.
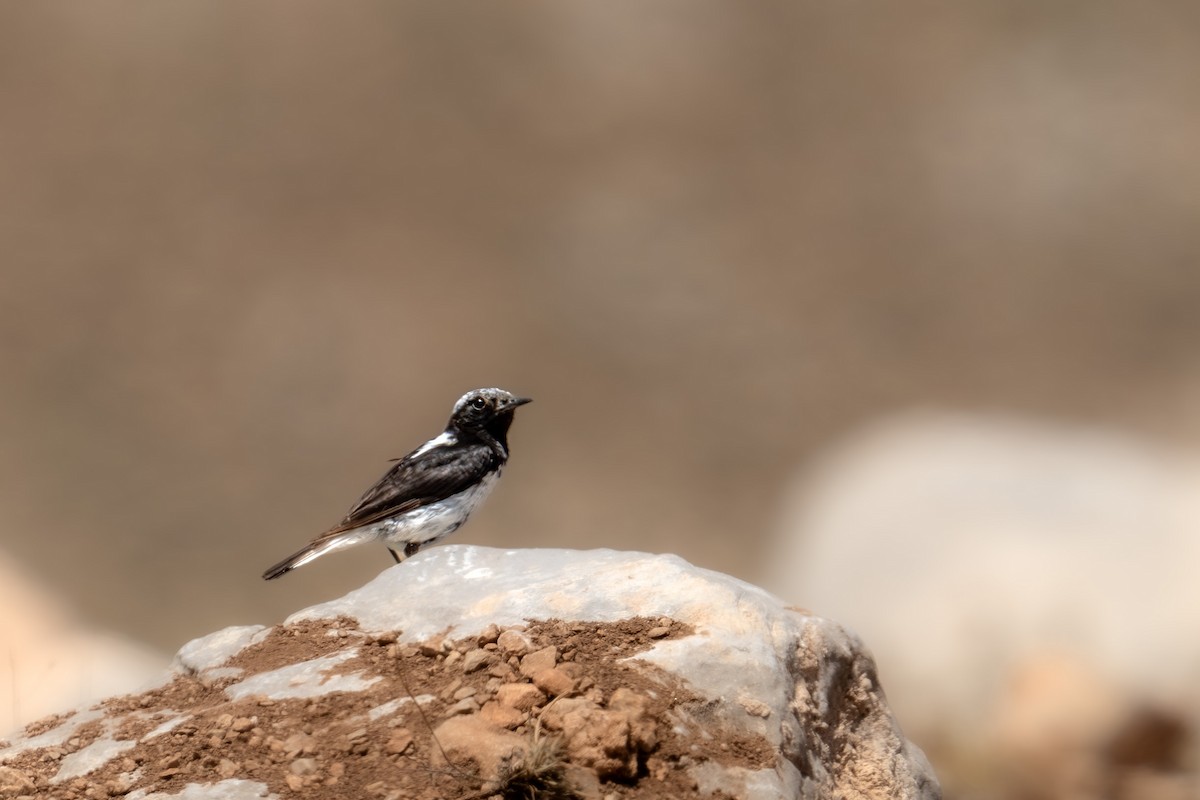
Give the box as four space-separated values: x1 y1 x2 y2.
2 1 1199 792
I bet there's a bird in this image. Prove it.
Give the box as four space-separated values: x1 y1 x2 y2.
262 387 531 580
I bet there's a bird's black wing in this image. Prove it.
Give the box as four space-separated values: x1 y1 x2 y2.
324 440 499 535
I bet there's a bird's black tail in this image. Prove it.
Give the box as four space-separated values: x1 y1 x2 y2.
262 545 315 580
262 530 367 580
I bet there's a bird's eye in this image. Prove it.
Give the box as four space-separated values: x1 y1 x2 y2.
471 396 488 410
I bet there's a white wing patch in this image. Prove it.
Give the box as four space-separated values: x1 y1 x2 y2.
409 430 457 459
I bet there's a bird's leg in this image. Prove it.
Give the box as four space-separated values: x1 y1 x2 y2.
404 541 421 558
388 548 403 564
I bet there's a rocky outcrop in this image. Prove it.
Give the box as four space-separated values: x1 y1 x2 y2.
0 547 939 799
768 413 1200 799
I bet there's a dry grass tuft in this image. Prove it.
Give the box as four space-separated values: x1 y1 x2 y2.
494 726 577 800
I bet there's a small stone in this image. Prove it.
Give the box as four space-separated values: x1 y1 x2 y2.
443 650 462 667
430 715 526 782
487 662 517 681
739 697 772 718
477 623 501 645
452 686 478 701
462 648 492 673
385 728 413 755
215 713 234 729
329 761 346 777
285 773 304 790
532 666 578 698
495 683 546 712
106 775 134 796
0 767 34 794
447 697 480 716
231 716 256 733
284 732 317 757
556 660 584 679
479 701 525 730
217 758 239 778
519 645 558 677
374 630 398 645
417 636 445 656
647 626 671 639
290 757 318 776
496 629 533 655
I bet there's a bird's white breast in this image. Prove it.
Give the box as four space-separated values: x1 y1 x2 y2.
376 469 500 547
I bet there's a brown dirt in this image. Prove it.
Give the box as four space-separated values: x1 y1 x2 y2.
1 616 775 799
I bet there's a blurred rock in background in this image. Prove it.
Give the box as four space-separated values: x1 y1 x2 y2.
767 413 1199 799
0 549 166 734
2 2 1200 796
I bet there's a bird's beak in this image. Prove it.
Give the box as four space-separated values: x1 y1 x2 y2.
505 396 532 410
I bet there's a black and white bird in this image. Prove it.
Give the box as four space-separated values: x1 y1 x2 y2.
262 387 531 580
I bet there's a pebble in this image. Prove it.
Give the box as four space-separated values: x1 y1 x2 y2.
495 683 546 711
446 697 479 716
289 757 317 776
519 646 558 678
531 666 577 698
461 648 492 674
283 732 316 757
496 629 533 655
476 623 501 645
479 701 525 730
417 637 446 657
441 678 463 700
385 729 413 755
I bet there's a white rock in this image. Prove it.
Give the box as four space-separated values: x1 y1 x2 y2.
224 650 380 701
127 779 276 799
295 546 939 798
0 707 106 760
54 735 136 783
174 625 266 677
765 412 1200 787
2 547 939 799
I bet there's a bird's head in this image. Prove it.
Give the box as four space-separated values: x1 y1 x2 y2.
448 388 531 436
